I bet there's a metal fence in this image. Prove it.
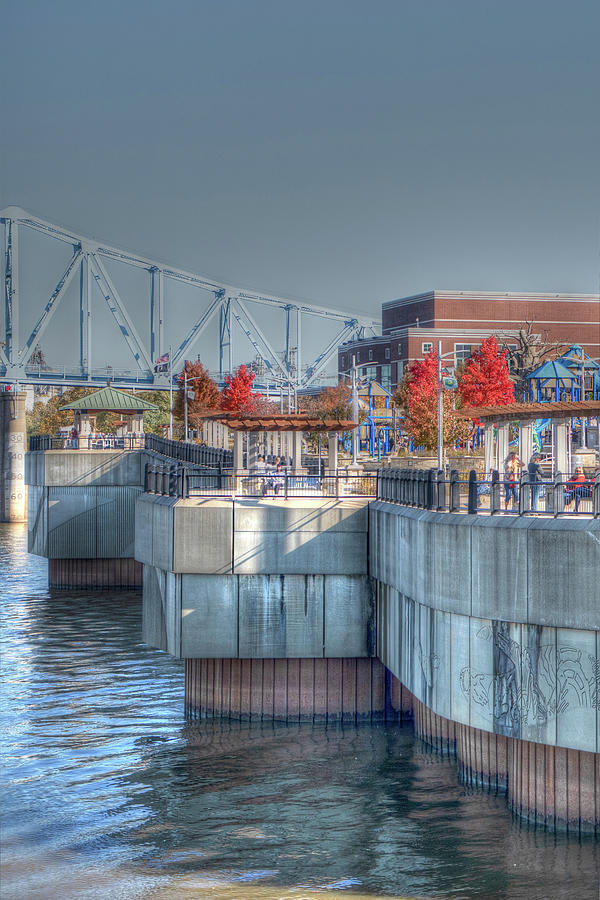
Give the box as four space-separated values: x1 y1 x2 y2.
29 434 145 451
376 468 600 517
144 463 377 500
143 434 233 468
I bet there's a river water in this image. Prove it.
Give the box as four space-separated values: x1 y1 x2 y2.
1 524 598 900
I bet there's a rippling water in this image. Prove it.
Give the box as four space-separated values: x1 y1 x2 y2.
1 524 598 900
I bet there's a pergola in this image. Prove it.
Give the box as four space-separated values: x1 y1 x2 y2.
458 400 600 474
60 386 158 445
197 411 357 473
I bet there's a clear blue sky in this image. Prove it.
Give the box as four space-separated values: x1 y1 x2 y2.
2 0 599 319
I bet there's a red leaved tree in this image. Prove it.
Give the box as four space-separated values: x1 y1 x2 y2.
173 360 221 424
221 364 261 413
394 350 470 451
457 336 514 410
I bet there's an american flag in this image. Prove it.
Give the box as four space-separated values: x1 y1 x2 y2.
154 352 170 373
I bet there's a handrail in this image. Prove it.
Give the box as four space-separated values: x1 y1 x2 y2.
376 468 600 518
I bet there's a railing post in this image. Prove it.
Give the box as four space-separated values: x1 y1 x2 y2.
553 473 565 516
490 469 500 515
436 468 445 511
518 472 529 516
450 469 460 513
427 468 436 510
144 462 150 492
594 473 600 518
467 469 478 514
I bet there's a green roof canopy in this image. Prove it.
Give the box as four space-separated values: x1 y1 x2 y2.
59 386 158 412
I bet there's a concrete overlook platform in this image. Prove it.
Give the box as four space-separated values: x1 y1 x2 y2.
24 447 600 831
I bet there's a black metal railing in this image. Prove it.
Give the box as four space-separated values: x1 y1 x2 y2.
143 433 233 468
144 463 377 500
29 434 145 451
376 468 600 517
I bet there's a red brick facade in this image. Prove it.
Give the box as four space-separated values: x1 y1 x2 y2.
338 290 600 391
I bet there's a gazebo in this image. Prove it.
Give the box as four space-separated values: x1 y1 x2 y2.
526 360 578 402
458 400 600 475
60 386 158 448
197 411 357 474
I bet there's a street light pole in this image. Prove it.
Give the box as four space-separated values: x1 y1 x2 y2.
184 370 188 442
352 354 359 466
437 340 443 471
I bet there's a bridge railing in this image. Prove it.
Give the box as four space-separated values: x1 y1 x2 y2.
377 468 600 517
144 463 377 500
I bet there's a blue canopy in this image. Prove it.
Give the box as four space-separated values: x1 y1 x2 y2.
526 359 577 381
558 345 600 370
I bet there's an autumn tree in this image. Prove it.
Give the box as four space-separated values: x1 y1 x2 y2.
221 364 261 413
393 350 470 452
173 360 221 425
457 336 514 410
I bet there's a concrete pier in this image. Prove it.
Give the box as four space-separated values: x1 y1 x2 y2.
1 390 27 522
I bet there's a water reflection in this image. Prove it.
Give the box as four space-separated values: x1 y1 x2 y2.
1 524 598 900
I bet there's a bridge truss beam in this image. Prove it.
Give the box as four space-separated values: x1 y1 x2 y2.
0 207 380 390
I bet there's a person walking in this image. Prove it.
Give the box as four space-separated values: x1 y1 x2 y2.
528 453 544 512
504 451 524 510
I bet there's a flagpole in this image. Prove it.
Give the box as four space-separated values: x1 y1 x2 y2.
169 345 173 440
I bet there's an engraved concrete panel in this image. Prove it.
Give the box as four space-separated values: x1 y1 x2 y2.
450 613 470 726
519 624 557 748
492 621 523 740
555 628 598 753
431 608 451 720
181 574 239 659
467 617 494 733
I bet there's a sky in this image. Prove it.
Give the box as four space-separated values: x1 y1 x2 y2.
1 0 599 371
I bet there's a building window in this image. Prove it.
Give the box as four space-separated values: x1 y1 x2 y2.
422 342 433 355
385 347 390 359
368 349 373 361
341 356 345 368
357 352 360 363
454 344 472 365
396 361 404 380
361 365 377 381
381 364 392 390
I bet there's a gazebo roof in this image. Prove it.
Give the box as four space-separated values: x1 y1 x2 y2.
60 386 158 412
198 411 355 432
526 359 577 381
457 400 600 424
558 345 600 370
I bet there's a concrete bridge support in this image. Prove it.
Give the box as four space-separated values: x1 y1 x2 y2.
1 390 27 522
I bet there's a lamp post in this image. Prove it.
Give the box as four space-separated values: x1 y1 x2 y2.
436 340 458 472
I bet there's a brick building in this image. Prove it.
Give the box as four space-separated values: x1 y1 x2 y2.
337 290 600 392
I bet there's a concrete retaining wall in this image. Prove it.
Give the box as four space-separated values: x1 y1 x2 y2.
143 565 375 660
372 503 600 756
